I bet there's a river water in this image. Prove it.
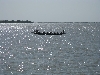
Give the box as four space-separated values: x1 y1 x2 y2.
0 22 100 75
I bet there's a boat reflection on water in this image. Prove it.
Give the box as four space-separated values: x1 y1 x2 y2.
31 30 66 35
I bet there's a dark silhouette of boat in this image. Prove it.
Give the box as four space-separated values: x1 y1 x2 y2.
31 30 66 35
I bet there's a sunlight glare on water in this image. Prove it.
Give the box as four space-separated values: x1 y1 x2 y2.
0 22 100 75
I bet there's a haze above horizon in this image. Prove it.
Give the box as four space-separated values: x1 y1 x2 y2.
0 0 100 22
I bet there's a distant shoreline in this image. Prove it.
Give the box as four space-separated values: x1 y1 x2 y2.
0 20 34 23
0 20 100 23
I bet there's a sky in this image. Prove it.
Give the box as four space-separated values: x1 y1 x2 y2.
0 0 100 22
